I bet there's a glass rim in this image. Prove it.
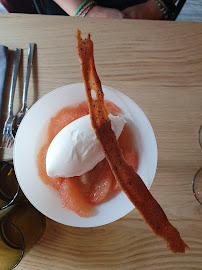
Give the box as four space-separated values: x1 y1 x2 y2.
0 185 21 211
198 125 202 149
0 161 21 210
192 167 202 205
0 221 25 270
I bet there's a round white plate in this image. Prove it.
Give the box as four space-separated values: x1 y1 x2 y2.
13 83 158 227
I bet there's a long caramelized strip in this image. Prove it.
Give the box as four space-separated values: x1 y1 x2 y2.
76 29 188 253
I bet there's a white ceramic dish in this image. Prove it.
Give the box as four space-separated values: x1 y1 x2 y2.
13 83 158 227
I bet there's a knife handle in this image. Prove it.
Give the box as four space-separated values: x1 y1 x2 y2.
0 46 8 121
22 43 35 110
8 48 21 116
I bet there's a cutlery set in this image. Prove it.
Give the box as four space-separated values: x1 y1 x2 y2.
0 43 35 148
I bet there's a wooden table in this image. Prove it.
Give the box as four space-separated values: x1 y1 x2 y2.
0 13 202 270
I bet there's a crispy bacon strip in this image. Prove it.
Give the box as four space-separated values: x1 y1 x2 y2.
76 29 188 253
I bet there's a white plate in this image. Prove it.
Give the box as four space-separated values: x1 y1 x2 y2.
13 83 158 227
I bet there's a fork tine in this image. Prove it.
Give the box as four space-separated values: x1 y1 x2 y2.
1 126 15 149
10 139 14 148
0 135 4 148
1 134 7 148
7 136 12 148
6 133 11 148
6 135 10 148
8 137 14 148
6 137 10 148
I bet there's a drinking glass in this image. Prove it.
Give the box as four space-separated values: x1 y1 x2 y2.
0 161 25 210
0 202 47 269
192 125 202 204
0 219 25 270
0 160 47 269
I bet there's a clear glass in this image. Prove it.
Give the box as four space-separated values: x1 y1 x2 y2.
2 202 47 249
0 202 46 269
192 125 202 204
0 161 25 210
193 169 202 205
0 220 24 270
199 125 202 149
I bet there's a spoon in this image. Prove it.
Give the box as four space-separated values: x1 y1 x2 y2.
12 43 35 137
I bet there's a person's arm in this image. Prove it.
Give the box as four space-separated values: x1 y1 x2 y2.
122 0 177 20
53 0 123 18
54 0 83 16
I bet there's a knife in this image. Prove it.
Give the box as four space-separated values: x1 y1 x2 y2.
0 45 8 125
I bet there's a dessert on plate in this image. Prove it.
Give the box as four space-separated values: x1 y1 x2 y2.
35 29 188 253
37 100 138 217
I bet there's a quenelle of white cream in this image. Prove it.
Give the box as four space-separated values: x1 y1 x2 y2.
46 113 126 178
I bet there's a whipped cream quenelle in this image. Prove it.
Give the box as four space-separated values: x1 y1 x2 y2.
46 114 126 178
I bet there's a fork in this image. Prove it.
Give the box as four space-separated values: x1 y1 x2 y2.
12 43 35 137
1 48 21 148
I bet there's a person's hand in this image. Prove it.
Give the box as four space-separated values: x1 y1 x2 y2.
122 0 163 20
86 5 124 19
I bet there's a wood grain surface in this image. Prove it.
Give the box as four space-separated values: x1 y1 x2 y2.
0 14 202 270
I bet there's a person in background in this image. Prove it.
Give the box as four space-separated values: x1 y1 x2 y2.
52 0 177 19
0 0 180 20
